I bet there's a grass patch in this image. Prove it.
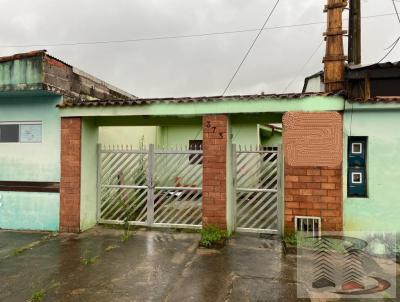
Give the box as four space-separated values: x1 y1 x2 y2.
81 249 99 265
199 225 228 248
28 288 45 302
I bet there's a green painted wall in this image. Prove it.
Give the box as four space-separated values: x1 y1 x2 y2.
80 117 99 231
343 108 400 232
158 123 282 148
0 192 59 231
98 126 157 148
157 125 202 147
0 95 61 231
0 96 61 181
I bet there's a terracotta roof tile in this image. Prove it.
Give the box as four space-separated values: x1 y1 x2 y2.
58 91 343 108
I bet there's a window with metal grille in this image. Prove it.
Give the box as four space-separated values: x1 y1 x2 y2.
295 216 321 238
189 140 202 165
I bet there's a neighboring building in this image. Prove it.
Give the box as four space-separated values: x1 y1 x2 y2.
302 71 325 93
302 62 400 99
303 62 400 233
0 50 135 231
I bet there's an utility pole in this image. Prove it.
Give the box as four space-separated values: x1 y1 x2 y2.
348 0 361 65
323 0 347 92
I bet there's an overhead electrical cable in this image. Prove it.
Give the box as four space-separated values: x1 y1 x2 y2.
378 1 400 63
282 40 324 93
0 12 395 49
221 0 281 96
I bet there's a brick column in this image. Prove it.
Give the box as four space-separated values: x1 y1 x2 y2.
60 117 82 233
202 115 228 229
285 166 342 231
283 112 343 232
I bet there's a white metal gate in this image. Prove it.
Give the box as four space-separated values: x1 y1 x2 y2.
97 144 203 229
233 146 282 234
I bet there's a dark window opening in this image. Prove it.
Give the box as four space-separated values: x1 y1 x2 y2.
0 125 19 142
262 146 278 162
189 140 203 165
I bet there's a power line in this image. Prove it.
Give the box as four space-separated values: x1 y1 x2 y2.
393 0 400 23
0 12 395 49
221 0 281 96
283 40 324 93
377 1 400 63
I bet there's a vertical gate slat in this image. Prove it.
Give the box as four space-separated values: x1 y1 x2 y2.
147 144 155 226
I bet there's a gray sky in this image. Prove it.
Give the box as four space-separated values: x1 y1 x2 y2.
0 0 398 97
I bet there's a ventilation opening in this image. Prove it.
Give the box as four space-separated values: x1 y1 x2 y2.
295 216 321 238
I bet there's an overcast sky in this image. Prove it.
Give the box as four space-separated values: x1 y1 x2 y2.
0 0 398 97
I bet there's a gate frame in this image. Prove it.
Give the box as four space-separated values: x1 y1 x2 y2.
96 144 203 230
232 144 283 235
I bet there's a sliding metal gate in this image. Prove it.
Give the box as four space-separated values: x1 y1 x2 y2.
233 146 282 234
97 144 203 229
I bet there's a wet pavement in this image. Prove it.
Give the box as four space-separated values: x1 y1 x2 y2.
0 227 304 302
0 231 47 259
3 227 400 301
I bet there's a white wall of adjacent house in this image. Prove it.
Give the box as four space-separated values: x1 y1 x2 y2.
304 76 325 93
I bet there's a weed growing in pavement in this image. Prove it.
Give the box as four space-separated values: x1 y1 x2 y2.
199 224 228 248
28 288 45 302
105 244 120 252
27 280 60 302
10 233 58 258
81 249 99 265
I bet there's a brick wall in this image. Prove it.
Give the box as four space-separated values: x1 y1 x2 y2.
283 112 343 233
60 117 82 233
202 115 228 229
285 165 342 231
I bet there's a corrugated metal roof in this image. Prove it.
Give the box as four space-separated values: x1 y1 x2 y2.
57 91 343 108
0 50 46 63
348 96 400 103
0 50 74 67
347 61 400 71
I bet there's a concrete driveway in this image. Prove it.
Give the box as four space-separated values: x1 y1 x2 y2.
0 227 302 302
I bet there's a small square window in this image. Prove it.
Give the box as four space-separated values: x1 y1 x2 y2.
351 142 362 154
352 172 362 184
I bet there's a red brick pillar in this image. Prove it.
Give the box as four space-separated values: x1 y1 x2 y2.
202 115 228 229
60 117 82 233
283 112 343 232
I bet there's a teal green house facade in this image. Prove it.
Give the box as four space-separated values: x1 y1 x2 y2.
0 50 135 231
343 101 400 233
0 94 61 230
